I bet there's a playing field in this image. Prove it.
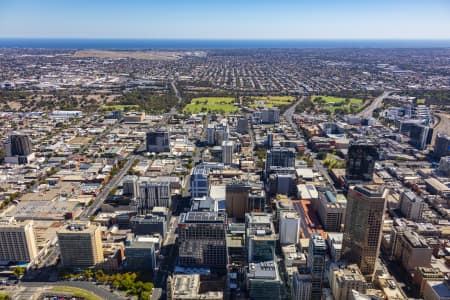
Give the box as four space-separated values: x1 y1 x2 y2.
250 96 295 108
183 97 238 114
312 95 364 114
51 286 102 300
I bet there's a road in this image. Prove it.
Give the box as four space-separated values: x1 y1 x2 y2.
20 281 123 300
432 112 450 144
283 96 304 136
357 91 391 119
80 155 137 219
171 80 183 106
292 202 312 239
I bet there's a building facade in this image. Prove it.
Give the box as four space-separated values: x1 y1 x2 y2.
308 235 326 300
138 180 171 213
345 140 379 182
57 221 104 268
342 185 387 280
146 129 170 153
0 217 38 263
178 211 227 269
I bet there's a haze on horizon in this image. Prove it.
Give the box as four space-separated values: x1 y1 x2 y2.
0 0 450 40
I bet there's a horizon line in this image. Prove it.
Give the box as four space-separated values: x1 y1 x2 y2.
1 37 450 41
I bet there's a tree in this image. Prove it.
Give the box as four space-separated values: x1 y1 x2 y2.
13 267 25 278
316 151 327 160
84 269 93 280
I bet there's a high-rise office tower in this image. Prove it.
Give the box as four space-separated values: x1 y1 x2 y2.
246 212 277 262
222 140 234 165
206 123 216 145
409 124 433 150
308 235 326 300
57 221 104 268
399 191 424 221
292 272 312 300
279 211 300 245
265 147 296 176
267 132 274 148
345 140 379 182
317 191 346 232
236 117 249 134
247 260 282 300
146 129 170 153
434 132 450 159
138 180 171 213
215 123 229 145
178 211 227 269
190 166 209 198
226 182 250 220
342 185 388 281
3 134 34 164
123 175 139 197
0 217 38 263
5 134 32 156
261 108 280 124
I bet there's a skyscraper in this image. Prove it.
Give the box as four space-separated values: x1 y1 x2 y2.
0 217 38 263
226 182 250 220
409 124 433 150
190 166 209 198
434 132 450 159
123 175 139 197
146 129 170 153
342 185 388 280
308 235 326 300
138 180 171 213
222 140 234 165
279 211 300 245
399 191 424 221
57 221 104 268
178 211 227 269
246 212 277 262
345 140 379 182
3 134 34 164
292 272 312 300
265 147 296 176
236 116 249 134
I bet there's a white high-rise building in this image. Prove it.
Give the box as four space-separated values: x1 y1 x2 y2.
222 141 234 165
57 221 103 268
279 211 300 245
0 217 38 263
399 191 424 221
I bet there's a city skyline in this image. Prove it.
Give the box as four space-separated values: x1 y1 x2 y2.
1 0 450 39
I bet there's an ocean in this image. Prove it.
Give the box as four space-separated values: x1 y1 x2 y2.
0 38 450 50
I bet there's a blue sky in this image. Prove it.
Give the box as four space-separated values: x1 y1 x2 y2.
0 0 449 39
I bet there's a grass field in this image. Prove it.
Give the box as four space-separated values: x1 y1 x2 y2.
102 104 139 111
183 97 238 114
312 95 364 114
51 286 102 300
417 99 426 104
250 96 295 108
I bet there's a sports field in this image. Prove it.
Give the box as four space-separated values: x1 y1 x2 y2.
312 95 364 114
250 96 295 108
51 286 102 300
183 97 238 114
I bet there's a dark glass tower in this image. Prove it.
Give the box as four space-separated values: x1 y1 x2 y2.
345 140 379 181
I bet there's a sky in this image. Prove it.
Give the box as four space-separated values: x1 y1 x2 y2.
0 0 450 40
